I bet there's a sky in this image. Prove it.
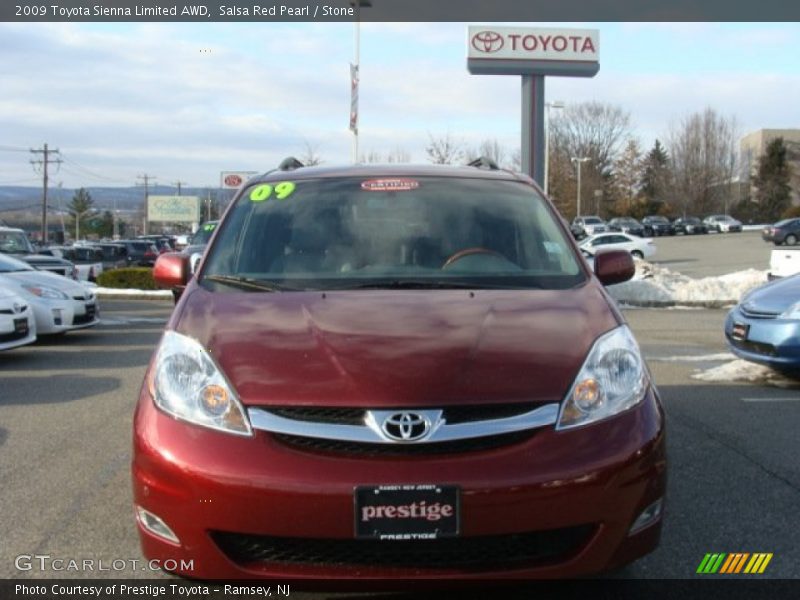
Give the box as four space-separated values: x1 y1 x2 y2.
1 21 799 190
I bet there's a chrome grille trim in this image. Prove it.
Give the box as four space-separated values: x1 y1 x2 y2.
248 403 559 445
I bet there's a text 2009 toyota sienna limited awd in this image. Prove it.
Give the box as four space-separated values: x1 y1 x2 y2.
133 161 666 580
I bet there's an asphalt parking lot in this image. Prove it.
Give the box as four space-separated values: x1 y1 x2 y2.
1 232 798 584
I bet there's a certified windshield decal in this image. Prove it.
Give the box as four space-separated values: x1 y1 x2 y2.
249 181 297 202
361 178 420 192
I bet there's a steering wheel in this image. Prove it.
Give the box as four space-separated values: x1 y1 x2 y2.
442 247 505 269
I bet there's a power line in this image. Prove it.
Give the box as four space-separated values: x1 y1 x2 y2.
30 143 62 241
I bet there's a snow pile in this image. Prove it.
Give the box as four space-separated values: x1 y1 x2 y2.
95 287 172 299
692 359 800 389
608 262 768 308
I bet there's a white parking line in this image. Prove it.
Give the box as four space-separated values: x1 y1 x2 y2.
100 317 167 325
741 397 800 403
649 353 735 362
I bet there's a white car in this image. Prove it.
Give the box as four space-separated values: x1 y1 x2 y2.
0 253 99 335
0 284 36 350
572 215 607 236
580 232 657 260
703 214 742 233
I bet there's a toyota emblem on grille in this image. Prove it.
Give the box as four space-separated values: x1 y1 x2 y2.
471 30 504 54
381 412 430 442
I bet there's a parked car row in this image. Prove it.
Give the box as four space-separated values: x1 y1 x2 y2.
569 214 744 241
0 252 100 350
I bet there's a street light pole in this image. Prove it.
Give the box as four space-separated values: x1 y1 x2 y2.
571 157 590 217
350 1 371 164
544 100 564 196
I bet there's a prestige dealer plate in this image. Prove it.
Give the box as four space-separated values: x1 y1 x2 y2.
355 484 460 540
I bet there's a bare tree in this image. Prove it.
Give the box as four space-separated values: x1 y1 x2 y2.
360 149 383 164
386 146 411 163
425 132 464 165
667 108 738 216
299 141 323 166
550 101 633 178
465 138 507 167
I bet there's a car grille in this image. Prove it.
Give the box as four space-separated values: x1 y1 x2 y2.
0 329 28 343
739 307 779 319
268 403 538 426
211 525 596 570
273 430 536 456
72 305 96 325
729 338 778 357
0 305 27 315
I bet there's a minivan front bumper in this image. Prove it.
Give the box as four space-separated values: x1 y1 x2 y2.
132 385 666 581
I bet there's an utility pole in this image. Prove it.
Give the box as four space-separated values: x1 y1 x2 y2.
173 180 187 196
571 157 590 218
30 143 62 243
136 174 156 235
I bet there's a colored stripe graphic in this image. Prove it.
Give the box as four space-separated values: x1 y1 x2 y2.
697 553 727 573
698 553 773 574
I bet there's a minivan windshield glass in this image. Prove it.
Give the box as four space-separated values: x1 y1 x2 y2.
202 176 585 291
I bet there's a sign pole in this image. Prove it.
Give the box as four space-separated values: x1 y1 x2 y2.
521 75 545 182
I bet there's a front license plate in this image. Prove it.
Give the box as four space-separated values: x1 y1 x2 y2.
732 322 749 341
13 317 28 335
355 484 460 540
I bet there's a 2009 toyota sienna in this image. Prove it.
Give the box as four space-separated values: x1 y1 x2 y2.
133 160 666 580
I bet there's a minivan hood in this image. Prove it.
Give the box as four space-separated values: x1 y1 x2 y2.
175 284 620 408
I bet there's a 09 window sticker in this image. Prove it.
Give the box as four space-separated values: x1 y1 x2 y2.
248 181 297 202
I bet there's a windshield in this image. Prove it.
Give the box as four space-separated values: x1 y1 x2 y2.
191 222 218 245
202 176 585 291
583 217 603 224
0 230 35 255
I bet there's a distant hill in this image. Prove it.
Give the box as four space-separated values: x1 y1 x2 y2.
0 185 215 212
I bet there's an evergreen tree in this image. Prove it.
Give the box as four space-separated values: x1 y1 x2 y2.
753 137 792 222
613 139 643 216
67 188 96 240
640 139 671 214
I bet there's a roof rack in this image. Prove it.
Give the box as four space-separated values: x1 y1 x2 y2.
467 156 499 170
278 156 305 171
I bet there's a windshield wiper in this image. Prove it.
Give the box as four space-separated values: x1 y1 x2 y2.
202 274 297 292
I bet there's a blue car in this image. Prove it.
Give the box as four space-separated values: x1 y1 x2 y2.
725 274 800 371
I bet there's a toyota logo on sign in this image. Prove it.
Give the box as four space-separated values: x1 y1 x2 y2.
381 412 430 442
224 174 243 187
471 30 504 54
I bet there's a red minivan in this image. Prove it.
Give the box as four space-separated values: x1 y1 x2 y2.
133 161 666 580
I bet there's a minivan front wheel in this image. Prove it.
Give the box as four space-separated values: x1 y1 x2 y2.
631 250 644 259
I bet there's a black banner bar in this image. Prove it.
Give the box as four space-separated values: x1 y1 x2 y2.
3 0 800 23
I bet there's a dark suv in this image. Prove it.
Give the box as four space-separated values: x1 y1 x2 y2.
641 215 674 237
115 240 160 266
136 159 666 580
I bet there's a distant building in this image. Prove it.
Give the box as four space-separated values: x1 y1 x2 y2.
740 129 800 206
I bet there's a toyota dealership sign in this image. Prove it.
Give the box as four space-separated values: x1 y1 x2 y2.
467 26 599 77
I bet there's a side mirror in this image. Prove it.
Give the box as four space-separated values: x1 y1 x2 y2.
594 249 635 286
153 252 190 289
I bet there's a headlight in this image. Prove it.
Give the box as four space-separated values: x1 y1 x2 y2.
148 330 252 436
20 284 69 300
557 325 648 430
781 302 800 319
